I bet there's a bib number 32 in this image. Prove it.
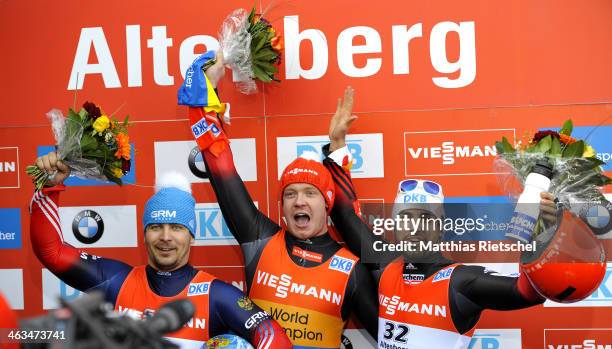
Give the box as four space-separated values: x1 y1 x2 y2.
383 321 409 344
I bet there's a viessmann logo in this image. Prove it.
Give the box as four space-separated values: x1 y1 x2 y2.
407 142 496 165
404 129 515 176
544 329 612 349
0 147 19 189
288 168 319 176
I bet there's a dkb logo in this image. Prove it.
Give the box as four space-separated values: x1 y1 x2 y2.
329 256 354 274
192 203 256 246
468 329 522 349
585 266 612 302
276 134 384 179
296 141 365 173
468 335 501 349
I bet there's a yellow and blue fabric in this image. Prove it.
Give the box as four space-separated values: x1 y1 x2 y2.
178 51 222 108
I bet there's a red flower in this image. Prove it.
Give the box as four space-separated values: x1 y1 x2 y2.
82 101 102 119
559 133 577 145
83 102 102 120
532 130 559 143
121 159 131 174
271 35 283 52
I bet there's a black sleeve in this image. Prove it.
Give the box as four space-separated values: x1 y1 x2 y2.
344 262 379 340
201 145 280 244
449 265 545 333
452 265 544 311
323 152 399 279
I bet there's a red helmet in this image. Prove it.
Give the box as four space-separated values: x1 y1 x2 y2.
521 210 606 303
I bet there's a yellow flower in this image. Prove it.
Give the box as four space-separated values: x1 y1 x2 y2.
583 145 596 158
93 115 110 133
111 167 124 178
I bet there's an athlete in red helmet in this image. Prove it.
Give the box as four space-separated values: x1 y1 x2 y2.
179 53 378 349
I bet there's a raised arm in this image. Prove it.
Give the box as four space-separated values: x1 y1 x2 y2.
324 87 400 274
200 144 280 244
184 53 280 244
29 153 132 298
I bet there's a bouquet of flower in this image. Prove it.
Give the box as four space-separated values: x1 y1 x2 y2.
204 6 283 94
26 102 132 189
494 119 612 236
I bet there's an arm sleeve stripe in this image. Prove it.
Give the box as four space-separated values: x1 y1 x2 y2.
33 192 64 241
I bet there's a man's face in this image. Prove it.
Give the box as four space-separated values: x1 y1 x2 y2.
282 183 328 240
145 223 193 271
394 209 442 261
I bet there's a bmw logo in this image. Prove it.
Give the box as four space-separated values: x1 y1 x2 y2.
72 210 104 244
188 146 209 179
340 335 353 349
578 200 612 236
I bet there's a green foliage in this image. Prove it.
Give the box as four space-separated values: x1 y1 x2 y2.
559 119 573 136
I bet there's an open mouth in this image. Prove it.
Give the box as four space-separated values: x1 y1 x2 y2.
293 212 311 228
156 246 175 255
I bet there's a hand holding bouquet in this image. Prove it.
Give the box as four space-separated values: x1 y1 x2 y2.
26 102 132 190
496 120 609 304
205 6 283 94
495 120 612 237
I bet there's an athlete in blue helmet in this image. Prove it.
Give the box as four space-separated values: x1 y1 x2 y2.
30 154 292 349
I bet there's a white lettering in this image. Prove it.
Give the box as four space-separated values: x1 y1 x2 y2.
392 24 423 74
337 26 382 77
68 18 477 89
179 35 219 77
284 15 328 80
126 25 142 87
0 162 16 172
430 21 476 88
68 27 121 90
256 270 342 305
147 26 174 86
407 142 497 164
379 295 446 317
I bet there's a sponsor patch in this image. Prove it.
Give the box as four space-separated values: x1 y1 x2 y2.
432 267 455 283
187 282 210 296
329 255 355 275
292 246 323 263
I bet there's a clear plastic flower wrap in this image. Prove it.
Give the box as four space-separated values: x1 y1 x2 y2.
204 7 283 94
494 152 611 207
494 121 612 237
47 109 107 181
494 122 610 303
26 102 132 189
218 9 256 94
